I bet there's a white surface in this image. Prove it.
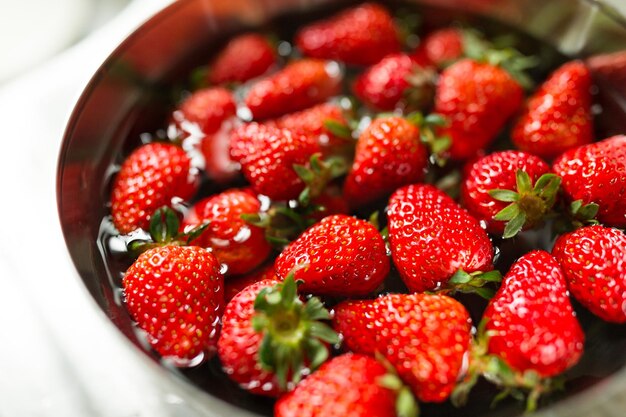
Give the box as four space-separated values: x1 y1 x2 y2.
0 1 185 416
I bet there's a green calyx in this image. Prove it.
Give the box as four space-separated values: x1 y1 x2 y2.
252 273 339 390
127 206 208 253
376 353 420 417
406 111 451 166
446 269 502 300
552 199 600 235
293 153 349 207
489 170 562 239
451 320 563 413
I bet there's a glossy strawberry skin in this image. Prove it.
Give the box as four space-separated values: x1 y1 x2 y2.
353 53 418 110
388 184 494 292
208 33 276 85
295 3 400 66
224 263 277 303
343 117 429 208
435 59 524 160
111 142 198 234
553 225 626 323
172 87 236 136
218 278 282 396
123 245 224 362
229 123 321 201
181 189 271 275
274 353 397 417
412 28 463 67
333 294 472 403
484 250 584 377
245 59 342 120
512 61 593 159
275 215 389 297
552 135 626 227
461 150 551 233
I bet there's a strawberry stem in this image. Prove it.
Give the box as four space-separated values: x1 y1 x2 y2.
445 269 502 300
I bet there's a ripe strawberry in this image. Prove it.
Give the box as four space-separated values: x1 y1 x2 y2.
353 53 436 111
552 135 626 227
388 184 497 294
181 189 271 275
274 354 400 417
484 250 584 377
461 150 558 237
512 61 593 159
412 28 464 68
224 263 277 303
553 225 626 323
208 33 276 85
111 142 198 234
435 59 524 160
343 116 429 207
275 214 389 296
245 59 342 120
229 123 321 201
199 118 240 183
270 103 351 157
123 245 223 363
333 294 473 403
218 276 338 396
295 3 400 66
172 87 236 136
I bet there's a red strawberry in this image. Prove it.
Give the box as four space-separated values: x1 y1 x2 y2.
333 294 472 403
245 59 342 120
229 123 321 201
123 245 223 363
512 61 593 159
208 33 276 85
552 135 626 227
111 142 198 234
172 87 236 136
353 53 436 111
271 103 351 157
388 184 496 294
199 118 240 183
343 116 429 207
461 150 558 237
484 250 584 377
553 225 626 323
274 354 399 417
435 59 524 160
295 3 400 66
218 276 338 396
412 28 464 68
181 189 271 275
224 263 277 303
275 214 389 296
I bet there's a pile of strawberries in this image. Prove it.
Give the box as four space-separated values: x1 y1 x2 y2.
108 3 626 416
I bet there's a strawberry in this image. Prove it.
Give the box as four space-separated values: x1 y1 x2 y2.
229 123 321 201
275 214 389 296
270 103 352 157
199 118 240 183
353 53 436 111
453 251 585 411
552 135 626 227
295 3 400 66
412 28 464 68
343 116 429 208
333 294 473 403
275 354 403 417
388 184 498 295
434 58 524 160
181 189 271 275
110 142 198 234
553 225 626 323
512 61 593 159
461 150 558 238
172 87 236 136
217 275 338 396
224 263 277 303
245 59 342 120
123 245 223 363
208 33 276 85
